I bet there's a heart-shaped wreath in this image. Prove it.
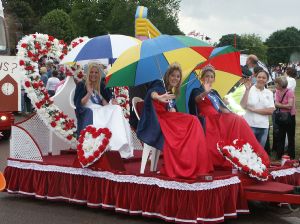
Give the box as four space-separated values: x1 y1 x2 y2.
77 125 112 168
17 33 77 147
217 139 269 181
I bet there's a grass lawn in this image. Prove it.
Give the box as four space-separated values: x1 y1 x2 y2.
268 79 300 159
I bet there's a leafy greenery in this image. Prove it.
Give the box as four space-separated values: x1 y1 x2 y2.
265 27 300 65
35 9 75 42
3 0 183 45
218 33 267 63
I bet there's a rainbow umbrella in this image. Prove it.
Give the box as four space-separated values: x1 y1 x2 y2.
61 34 141 65
106 35 213 87
177 45 242 112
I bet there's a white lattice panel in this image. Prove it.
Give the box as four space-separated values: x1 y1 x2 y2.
17 114 50 155
10 126 43 161
131 129 143 150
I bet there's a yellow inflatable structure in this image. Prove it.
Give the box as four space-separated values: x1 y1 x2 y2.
135 6 161 39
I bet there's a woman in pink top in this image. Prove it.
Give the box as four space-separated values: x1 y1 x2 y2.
274 76 296 159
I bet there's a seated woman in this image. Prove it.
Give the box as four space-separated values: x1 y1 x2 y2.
74 62 133 159
188 65 270 169
137 63 213 179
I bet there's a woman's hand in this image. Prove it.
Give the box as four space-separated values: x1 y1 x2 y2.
111 98 118 105
86 81 93 95
169 108 176 112
153 92 175 103
244 79 253 90
275 102 282 108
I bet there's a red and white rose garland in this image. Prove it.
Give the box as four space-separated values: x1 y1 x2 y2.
17 33 77 147
113 86 130 119
217 139 269 181
68 36 89 51
77 125 112 168
63 63 85 82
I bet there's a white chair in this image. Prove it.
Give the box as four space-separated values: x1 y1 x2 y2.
132 97 160 174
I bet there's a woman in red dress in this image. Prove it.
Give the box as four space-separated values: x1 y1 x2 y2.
188 65 270 169
137 63 213 179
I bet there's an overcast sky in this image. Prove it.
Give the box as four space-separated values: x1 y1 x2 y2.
178 0 300 43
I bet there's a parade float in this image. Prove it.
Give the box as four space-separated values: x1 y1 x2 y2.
2 5 300 224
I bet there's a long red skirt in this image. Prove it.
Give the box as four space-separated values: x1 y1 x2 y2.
153 100 214 179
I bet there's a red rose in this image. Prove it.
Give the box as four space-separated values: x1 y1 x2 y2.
242 166 250 172
77 72 83 79
24 81 31 88
59 55 64 60
21 43 27 48
79 39 84 43
63 49 68 55
46 42 52 48
34 42 41 49
88 155 95 163
99 145 106 152
77 146 83 153
48 35 55 41
50 121 57 127
59 40 65 45
102 138 109 146
27 51 34 57
94 151 100 157
92 132 99 138
33 82 39 89
67 135 73 140
32 34 36 38
232 157 239 163
35 102 42 109
19 60 25 66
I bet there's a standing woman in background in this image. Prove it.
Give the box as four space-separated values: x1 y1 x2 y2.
274 76 296 159
241 70 275 148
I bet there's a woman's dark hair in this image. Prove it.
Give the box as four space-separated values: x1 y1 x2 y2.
253 66 264 74
286 67 297 78
257 70 269 80
52 70 58 77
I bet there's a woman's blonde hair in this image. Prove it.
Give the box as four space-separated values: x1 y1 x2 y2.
163 62 182 96
85 62 101 94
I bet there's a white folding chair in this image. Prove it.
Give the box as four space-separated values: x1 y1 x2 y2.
132 97 160 174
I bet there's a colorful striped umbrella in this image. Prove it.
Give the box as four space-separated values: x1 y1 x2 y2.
61 34 141 64
177 45 242 112
106 35 212 87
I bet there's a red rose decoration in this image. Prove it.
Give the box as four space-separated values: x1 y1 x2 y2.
19 60 25 66
21 43 27 48
50 121 57 127
77 125 112 168
24 81 31 88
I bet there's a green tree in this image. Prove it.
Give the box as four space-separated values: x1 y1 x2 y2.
239 34 267 62
218 33 267 63
4 0 36 33
265 27 300 65
36 9 75 42
70 0 183 38
217 34 242 48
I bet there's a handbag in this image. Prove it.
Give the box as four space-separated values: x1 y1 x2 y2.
274 90 291 125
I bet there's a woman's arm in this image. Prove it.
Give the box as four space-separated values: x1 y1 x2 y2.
195 82 211 103
151 91 175 103
80 82 93 105
219 105 231 113
275 96 294 110
240 79 252 109
247 107 275 115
